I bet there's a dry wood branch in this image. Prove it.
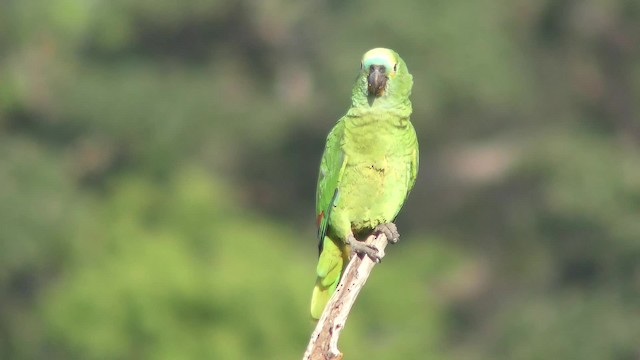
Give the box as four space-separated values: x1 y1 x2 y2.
302 232 389 360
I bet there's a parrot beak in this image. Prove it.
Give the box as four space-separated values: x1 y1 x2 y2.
367 65 387 97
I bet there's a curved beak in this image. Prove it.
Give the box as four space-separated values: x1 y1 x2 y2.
367 65 387 96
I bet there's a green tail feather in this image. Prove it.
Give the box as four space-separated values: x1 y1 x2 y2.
310 278 337 320
310 236 348 320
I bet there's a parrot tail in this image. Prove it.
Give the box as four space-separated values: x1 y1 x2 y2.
310 236 349 320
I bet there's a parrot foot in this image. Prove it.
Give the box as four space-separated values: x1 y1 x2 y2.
375 222 400 244
347 233 382 263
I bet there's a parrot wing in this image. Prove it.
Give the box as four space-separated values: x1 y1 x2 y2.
315 118 347 250
406 123 419 197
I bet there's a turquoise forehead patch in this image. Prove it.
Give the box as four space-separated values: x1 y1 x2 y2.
362 48 397 69
363 55 394 69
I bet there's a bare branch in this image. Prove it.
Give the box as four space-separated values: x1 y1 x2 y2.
303 232 389 360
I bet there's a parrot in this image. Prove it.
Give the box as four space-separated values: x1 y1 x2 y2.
310 48 418 320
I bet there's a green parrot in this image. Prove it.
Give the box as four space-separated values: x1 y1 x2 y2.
310 48 418 319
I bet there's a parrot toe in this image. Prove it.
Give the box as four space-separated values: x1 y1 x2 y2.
346 233 383 263
375 222 400 244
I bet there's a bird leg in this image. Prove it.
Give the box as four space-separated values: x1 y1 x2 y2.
346 232 382 263
374 222 400 244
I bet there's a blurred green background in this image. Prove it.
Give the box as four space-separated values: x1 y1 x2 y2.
1 0 640 359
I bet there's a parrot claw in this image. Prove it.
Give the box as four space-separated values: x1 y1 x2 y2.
375 222 400 244
347 233 383 263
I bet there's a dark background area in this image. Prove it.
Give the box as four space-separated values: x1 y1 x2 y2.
1 0 640 359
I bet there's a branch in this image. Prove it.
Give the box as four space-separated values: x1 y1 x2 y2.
302 232 389 360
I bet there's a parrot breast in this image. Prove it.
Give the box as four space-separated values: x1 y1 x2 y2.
331 112 416 231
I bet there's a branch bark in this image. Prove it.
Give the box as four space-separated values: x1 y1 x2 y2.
302 232 389 360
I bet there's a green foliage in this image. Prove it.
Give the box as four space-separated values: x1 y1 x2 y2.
1 0 640 358
43 170 312 360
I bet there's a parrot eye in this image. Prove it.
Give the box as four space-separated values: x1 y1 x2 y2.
393 63 398 72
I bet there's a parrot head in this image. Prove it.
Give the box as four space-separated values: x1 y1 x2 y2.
355 48 412 103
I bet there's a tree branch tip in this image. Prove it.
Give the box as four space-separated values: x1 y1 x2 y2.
302 233 389 360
